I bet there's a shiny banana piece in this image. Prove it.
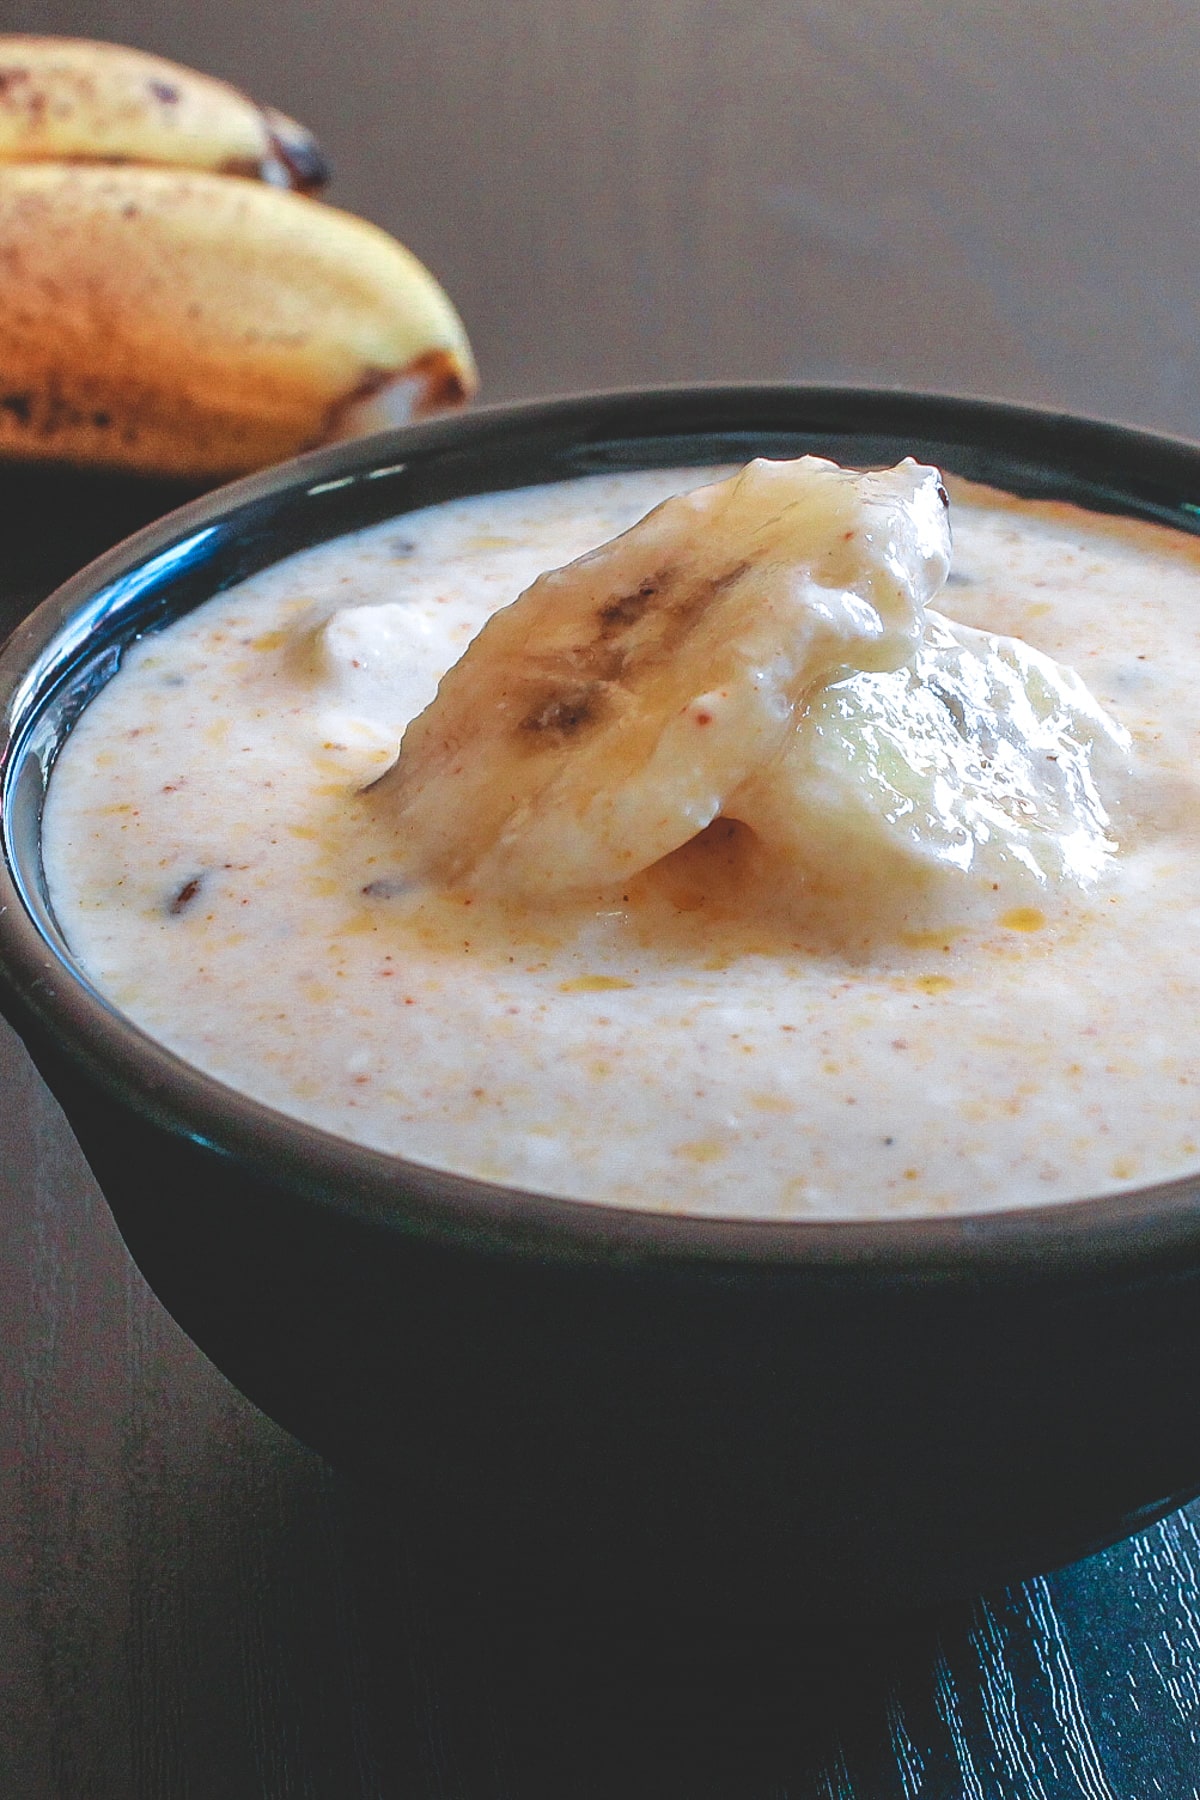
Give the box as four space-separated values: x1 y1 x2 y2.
0 35 327 190
374 457 950 896
0 161 477 479
735 610 1133 898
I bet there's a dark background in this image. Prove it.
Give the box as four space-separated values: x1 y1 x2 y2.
5 0 1198 434
7 4 1200 1794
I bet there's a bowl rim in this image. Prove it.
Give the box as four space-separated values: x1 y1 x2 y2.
6 378 1200 1281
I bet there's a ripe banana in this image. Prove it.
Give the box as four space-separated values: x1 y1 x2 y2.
0 37 476 478
735 610 1133 898
0 162 476 478
0 36 327 190
373 456 951 895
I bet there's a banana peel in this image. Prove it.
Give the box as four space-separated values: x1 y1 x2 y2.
0 35 328 189
0 37 476 479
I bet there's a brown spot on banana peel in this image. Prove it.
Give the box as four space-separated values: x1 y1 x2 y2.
319 348 476 447
260 105 330 194
408 346 475 417
222 107 330 192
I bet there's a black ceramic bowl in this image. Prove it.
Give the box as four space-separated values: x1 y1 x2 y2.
5 385 1200 1621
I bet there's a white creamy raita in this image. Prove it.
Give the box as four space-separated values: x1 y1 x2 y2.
42 467 1200 1218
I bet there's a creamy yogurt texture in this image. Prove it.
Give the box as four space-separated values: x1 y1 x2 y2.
42 467 1200 1218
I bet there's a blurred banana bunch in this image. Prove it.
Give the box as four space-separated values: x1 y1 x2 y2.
0 36 477 479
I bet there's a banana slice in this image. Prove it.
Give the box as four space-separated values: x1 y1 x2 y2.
734 611 1133 895
0 162 476 478
0 35 327 190
375 456 951 894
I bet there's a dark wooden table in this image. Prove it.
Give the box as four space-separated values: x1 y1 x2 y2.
8 0 1200 1789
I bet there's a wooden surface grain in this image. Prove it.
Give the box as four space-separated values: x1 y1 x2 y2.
6 1 1200 1792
